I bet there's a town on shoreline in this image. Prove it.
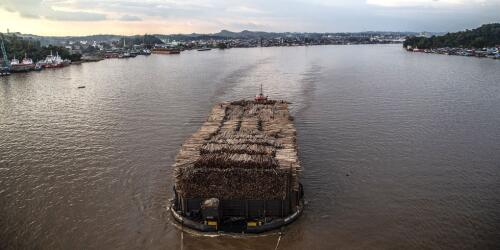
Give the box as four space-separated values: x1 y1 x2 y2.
0 30 411 76
403 23 500 59
1 24 499 76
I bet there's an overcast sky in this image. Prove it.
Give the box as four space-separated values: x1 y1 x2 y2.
0 0 499 35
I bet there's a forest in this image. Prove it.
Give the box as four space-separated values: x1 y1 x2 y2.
1 34 81 62
403 23 500 49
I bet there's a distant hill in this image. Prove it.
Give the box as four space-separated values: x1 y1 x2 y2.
153 30 418 41
404 23 500 49
3 30 421 46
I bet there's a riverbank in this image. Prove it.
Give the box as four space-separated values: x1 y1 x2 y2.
406 46 500 59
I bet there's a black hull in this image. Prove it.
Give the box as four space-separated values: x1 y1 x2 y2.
170 183 304 234
170 199 304 234
10 65 35 73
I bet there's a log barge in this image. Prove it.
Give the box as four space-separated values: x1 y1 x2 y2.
171 89 303 233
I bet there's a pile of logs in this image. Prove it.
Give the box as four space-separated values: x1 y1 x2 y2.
173 100 301 200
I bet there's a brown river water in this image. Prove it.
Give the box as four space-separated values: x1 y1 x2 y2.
1 45 500 249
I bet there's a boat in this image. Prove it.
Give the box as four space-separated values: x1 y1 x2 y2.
42 51 65 68
63 59 71 66
34 63 43 71
119 52 131 58
130 50 139 57
140 49 151 55
255 84 268 101
0 68 9 76
104 51 120 58
10 53 36 72
81 54 103 62
197 47 212 51
171 88 304 234
151 47 181 54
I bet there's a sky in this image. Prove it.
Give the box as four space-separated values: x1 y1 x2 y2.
0 0 499 36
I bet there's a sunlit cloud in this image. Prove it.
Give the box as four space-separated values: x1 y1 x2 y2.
119 14 142 21
0 0 499 35
226 6 268 14
366 0 500 7
0 0 106 21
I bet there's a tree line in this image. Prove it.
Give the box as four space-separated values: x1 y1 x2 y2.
403 23 500 49
1 34 81 62
117 35 163 48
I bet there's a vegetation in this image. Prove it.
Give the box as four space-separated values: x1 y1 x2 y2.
118 34 163 48
217 42 228 49
1 33 80 61
404 23 500 49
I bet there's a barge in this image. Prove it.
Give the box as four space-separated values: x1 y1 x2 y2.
171 89 303 233
152 48 181 54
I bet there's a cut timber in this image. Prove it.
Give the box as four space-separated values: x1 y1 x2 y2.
173 100 301 200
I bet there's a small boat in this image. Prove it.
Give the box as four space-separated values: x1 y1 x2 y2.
0 67 9 76
34 63 43 71
119 52 131 58
78 86 85 89
140 49 151 55
63 59 71 66
130 50 139 57
197 47 212 51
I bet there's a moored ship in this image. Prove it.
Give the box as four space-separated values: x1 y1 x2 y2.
171 89 304 233
41 51 66 68
81 54 103 62
151 47 181 54
10 54 36 73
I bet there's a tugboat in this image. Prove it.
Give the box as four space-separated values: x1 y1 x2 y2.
10 54 36 72
255 84 268 102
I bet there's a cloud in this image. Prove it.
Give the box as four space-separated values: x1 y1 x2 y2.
0 0 106 21
1 0 500 34
226 6 268 14
366 0 500 7
119 14 142 21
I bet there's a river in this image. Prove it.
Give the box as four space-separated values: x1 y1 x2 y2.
1 44 499 249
